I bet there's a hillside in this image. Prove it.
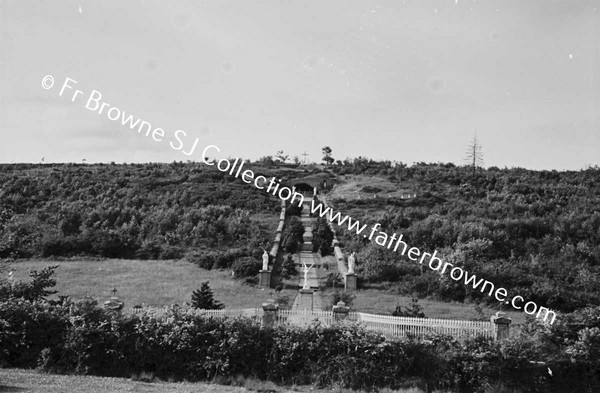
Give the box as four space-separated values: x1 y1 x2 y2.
324 161 600 314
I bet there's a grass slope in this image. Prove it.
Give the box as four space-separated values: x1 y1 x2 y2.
0 369 433 393
9 259 278 309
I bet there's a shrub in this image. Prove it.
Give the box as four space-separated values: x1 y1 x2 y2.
312 218 334 256
361 186 382 193
325 272 343 288
232 257 261 278
0 265 59 302
280 255 297 279
392 295 426 318
281 217 305 254
285 203 303 216
329 289 355 309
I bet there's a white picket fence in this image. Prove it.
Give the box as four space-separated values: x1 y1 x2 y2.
128 307 263 319
354 312 494 340
126 307 494 340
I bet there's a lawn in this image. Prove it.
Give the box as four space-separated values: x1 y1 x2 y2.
0 369 435 393
7 257 526 326
7 259 283 309
354 288 525 324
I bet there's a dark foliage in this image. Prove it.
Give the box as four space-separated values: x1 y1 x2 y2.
392 295 426 318
328 162 600 313
0 163 278 260
281 217 304 254
0 265 59 302
191 281 224 310
232 257 262 278
280 254 298 279
312 217 334 256
3 297 599 392
285 202 303 216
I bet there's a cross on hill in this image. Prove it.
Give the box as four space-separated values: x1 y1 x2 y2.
301 151 309 164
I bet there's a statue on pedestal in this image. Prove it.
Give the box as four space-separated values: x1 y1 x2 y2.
301 260 315 289
262 250 269 271
347 252 356 274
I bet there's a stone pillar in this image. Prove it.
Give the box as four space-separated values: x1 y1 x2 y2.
262 299 279 328
299 288 314 311
491 311 512 340
345 273 357 291
332 301 350 322
259 270 271 288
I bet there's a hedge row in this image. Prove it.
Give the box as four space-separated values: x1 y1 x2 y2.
1 298 599 393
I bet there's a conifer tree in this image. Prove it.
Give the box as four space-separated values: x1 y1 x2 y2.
191 281 224 310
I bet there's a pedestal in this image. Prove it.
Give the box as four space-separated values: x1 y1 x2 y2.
262 299 279 328
491 311 512 341
259 270 271 288
299 288 314 310
345 273 357 291
332 301 350 322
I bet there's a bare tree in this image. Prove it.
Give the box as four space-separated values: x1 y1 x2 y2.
465 135 484 177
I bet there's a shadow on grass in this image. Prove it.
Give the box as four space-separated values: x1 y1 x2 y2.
0 386 27 392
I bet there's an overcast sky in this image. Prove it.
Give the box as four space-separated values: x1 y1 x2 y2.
0 0 598 169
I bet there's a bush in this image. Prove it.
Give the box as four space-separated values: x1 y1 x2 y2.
281 217 305 254
361 186 382 193
0 265 59 302
392 295 426 318
280 255 297 279
1 297 600 392
285 203 303 216
329 289 355 309
232 257 261 278
312 218 334 256
325 272 343 288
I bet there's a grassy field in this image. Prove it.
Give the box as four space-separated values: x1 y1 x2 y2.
8 259 284 309
0 369 434 393
8 257 526 325
327 174 416 200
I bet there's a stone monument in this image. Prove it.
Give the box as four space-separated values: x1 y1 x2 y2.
259 249 271 288
301 260 315 289
347 252 356 274
262 249 269 271
345 252 357 291
103 287 124 313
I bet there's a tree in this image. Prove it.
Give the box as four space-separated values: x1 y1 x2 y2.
465 135 484 177
0 265 59 302
281 216 305 254
275 150 289 163
322 146 334 166
312 217 334 256
191 281 224 310
281 254 298 279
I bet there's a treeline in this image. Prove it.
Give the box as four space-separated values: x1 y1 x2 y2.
0 162 280 260
329 163 600 313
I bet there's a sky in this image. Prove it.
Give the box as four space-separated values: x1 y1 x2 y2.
0 0 599 170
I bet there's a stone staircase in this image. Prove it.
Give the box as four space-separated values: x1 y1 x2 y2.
291 197 322 310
